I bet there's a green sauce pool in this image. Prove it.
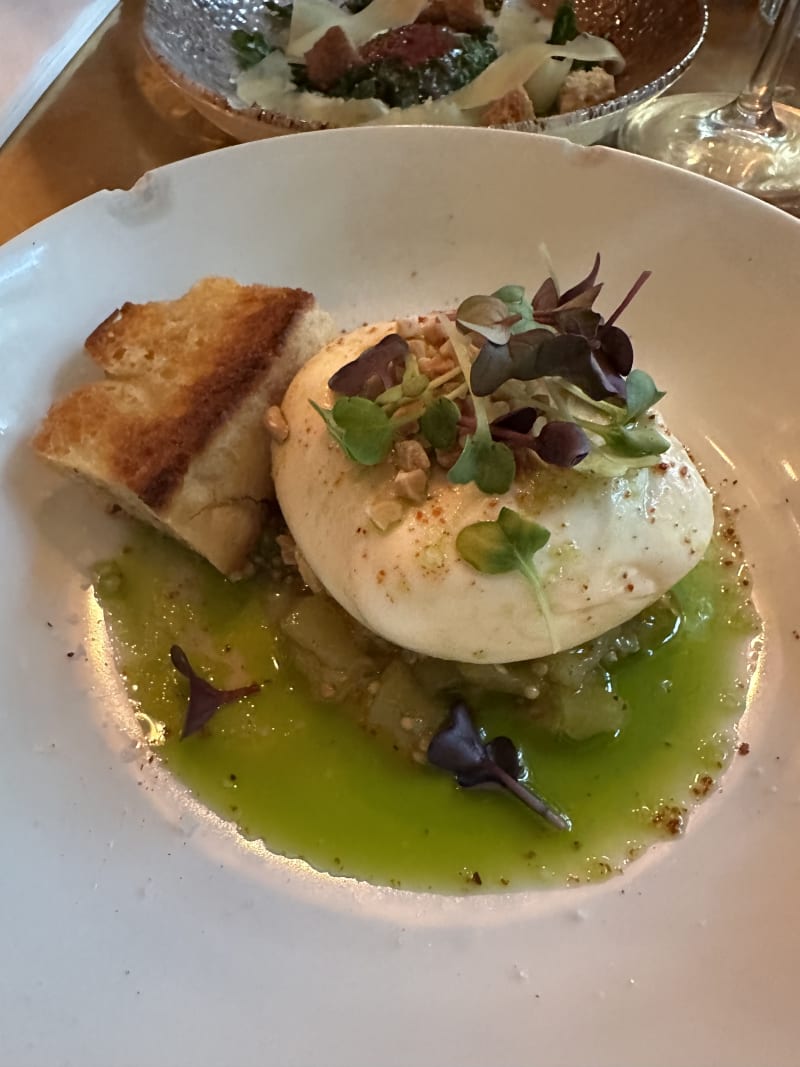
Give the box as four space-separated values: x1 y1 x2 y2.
95 523 758 892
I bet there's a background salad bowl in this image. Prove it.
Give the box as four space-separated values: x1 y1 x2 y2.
2 127 800 1066
143 0 708 145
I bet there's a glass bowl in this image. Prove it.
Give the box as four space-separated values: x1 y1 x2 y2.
143 0 708 146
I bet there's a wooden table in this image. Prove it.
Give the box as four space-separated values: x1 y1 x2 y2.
0 0 794 245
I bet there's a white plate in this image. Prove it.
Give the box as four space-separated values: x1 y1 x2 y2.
2 127 799 1067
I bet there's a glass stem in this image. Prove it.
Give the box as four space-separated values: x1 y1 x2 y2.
718 0 800 133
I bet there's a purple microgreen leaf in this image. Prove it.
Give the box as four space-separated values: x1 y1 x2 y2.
596 323 633 376
491 407 538 435
532 256 604 324
605 269 652 328
557 251 601 305
487 410 589 469
170 645 260 740
427 702 571 830
472 328 627 403
549 284 604 316
532 275 559 314
534 334 627 401
534 420 591 467
548 307 602 339
327 334 409 396
484 735 522 779
470 340 516 396
456 295 521 345
426 700 487 775
471 329 555 396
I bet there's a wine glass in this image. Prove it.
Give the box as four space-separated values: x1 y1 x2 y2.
619 0 800 214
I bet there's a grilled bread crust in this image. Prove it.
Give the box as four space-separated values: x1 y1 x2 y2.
33 277 337 576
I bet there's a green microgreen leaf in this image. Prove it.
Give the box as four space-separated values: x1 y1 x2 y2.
625 368 666 421
375 383 404 408
492 285 526 305
603 424 670 458
547 2 579 45
231 29 271 68
419 396 460 450
492 285 537 334
401 356 429 398
439 314 517 493
456 295 520 345
456 508 549 574
448 435 516 494
456 507 559 651
311 397 394 466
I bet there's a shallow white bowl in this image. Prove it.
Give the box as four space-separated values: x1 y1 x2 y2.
2 127 799 1066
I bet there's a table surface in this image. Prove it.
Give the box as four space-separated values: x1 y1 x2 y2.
0 0 796 246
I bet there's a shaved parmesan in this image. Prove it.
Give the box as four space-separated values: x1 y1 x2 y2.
492 0 550 52
237 53 390 123
453 37 623 110
286 0 347 53
525 56 572 114
287 0 430 57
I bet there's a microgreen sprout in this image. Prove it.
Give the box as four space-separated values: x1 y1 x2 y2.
310 254 665 495
170 645 260 740
456 506 559 652
427 701 571 830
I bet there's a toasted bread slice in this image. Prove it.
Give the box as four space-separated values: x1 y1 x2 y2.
33 277 336 577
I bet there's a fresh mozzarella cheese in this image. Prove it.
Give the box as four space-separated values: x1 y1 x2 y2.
272 323 714 664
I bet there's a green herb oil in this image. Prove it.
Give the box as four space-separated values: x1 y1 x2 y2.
96 526 757 893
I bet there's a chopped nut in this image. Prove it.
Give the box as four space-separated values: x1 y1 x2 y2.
395 317 420 339
296 548 323 594
367 496 405 531
407 338 428 361
393 468 428 502
276 533 297 567
276 533 322 592
419 352 452 377
421 317 448 346
395 439 431 472
264 404 289 443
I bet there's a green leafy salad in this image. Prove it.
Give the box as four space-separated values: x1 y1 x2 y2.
228 0 625 128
